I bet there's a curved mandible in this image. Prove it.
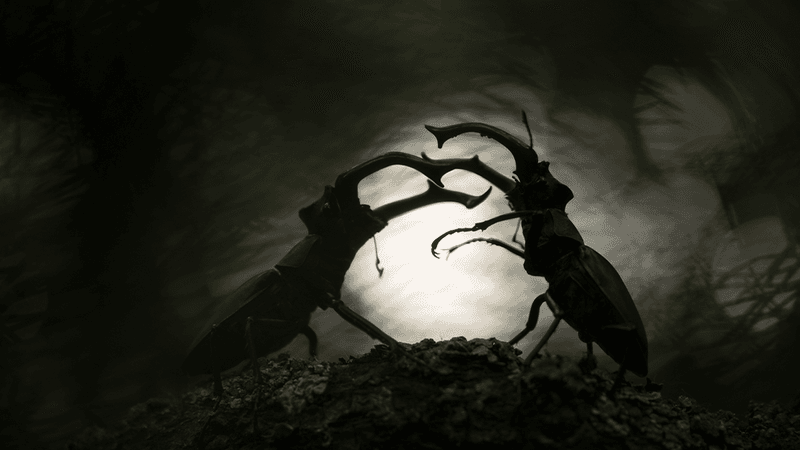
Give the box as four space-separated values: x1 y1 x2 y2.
372 180 492 222
334 152 467 209
419 153 517 194
424 112 538 181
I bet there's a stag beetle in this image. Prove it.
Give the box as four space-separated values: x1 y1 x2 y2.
182 152 494 393
424 113 648 380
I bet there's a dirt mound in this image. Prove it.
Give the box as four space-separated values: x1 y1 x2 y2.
68 337 800 449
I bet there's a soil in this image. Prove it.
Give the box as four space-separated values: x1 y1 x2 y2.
67 338 800 450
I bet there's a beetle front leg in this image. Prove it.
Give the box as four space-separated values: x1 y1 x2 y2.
299 324 319 361
245 317 262 384
442 237 525 260
431 210 540 258
578 333 598 372
524 296 563 365
508 292 564 365
508 293 547 346
327 297 437 372
210 324 224 396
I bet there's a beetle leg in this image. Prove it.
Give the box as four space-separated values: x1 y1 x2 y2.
611 348 630 394
299 324 319 361
604 323 638 393
252 387 260 435
431 210 540 258
245 317 262 384
523 292 564 365
578 337 598 372
327 297 437 372
210 324 224 396
508 293 548 346
442 237 525 260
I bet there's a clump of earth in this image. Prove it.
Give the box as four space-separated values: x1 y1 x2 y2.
68 337 800 449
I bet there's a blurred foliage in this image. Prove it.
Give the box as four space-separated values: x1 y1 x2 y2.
646 122 800 413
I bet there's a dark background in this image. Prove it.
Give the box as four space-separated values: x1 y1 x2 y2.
1 0 799 448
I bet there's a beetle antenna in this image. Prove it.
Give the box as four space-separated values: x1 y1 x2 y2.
511 219 525 250
522 110 533 149
373 236 384 277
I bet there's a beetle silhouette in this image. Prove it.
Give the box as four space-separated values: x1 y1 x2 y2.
182 152 496 393
424 113 648 380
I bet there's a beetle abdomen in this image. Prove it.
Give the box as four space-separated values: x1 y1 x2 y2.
182 268 318 375
547 246 648 376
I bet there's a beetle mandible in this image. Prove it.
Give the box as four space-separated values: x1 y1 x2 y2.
182 152 497 393
423 113 648 380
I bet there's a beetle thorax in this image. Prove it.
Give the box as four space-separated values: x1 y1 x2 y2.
298 186 387 252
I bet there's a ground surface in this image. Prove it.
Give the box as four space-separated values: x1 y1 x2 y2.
68 338 800 450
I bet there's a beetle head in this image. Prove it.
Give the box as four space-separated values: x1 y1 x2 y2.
298 185 335 233
299 185 387 250
521 161 575 211
506 143 539 187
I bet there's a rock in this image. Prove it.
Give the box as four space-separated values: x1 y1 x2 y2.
66 338 800 450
